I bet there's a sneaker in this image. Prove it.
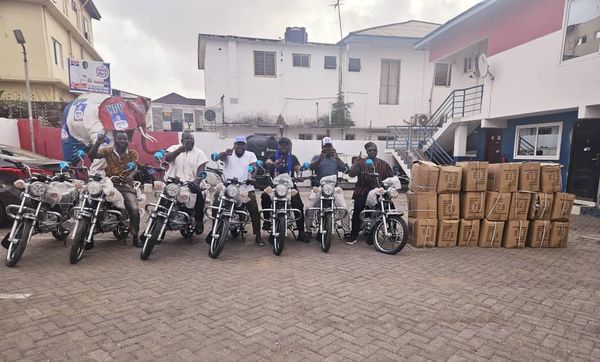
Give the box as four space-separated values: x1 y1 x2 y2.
194 223 204 235
132 234 142 248
255 236 265 247
298 233 310 243
345 236 358 245
262 222 272 231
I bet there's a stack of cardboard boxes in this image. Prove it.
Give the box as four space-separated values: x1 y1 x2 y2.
406 161 574 249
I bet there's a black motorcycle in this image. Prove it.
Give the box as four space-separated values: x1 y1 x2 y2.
1 159 81 267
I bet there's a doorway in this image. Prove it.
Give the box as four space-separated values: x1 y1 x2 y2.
485 129 503 163
567 120 600 202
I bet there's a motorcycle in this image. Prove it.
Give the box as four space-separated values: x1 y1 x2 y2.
1 159 82 267
204 153 251 259
68 161 141 264
358 159 408 255
304 168 349 253
140 152 209 260
259 164 303 256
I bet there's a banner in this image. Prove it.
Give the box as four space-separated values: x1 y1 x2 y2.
68 59 111 94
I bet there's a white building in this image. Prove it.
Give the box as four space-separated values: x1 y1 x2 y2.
197 21 440 141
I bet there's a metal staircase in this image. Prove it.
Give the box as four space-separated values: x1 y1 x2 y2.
386 85 484 176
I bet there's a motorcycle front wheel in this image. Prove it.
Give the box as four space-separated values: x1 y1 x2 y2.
208 217 229 259
69 219 90 264
6 219 34 267
372 216 408 255
140 218 163 260
320 213 333 253
271 214 286 256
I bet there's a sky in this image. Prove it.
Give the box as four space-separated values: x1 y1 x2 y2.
93 0 481 101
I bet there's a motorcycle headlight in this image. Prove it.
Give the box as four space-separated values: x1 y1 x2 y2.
29 181 48 197
387 188 399 199
321 183 335 196
275 184 288 197
87 181 102 196
226 184 240 199
164 183 181 198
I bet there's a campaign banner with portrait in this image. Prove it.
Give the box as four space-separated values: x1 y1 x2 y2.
68 59 111 94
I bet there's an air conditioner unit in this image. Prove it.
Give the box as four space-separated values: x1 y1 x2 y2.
203 107 223 123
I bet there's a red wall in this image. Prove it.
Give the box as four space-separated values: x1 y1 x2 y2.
429 0 566 61
17 119 179 165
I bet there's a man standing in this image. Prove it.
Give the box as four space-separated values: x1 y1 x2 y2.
346 142 393 245
88 131 141 247
306 137 351 238
261 137 309 242
164 131 208 235
218 136 263 246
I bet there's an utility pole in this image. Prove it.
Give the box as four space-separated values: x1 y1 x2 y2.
13 29 35 153
331 0 344 95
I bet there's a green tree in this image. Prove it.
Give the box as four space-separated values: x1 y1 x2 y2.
330 91 354 127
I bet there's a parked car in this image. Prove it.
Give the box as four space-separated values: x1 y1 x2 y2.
0 144 63 225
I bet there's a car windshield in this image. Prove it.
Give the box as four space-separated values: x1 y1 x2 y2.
0 144 53 162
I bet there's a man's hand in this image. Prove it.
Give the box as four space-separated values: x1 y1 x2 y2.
225 148 233 156
95 133 105 145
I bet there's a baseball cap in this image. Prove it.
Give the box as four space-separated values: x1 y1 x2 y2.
234 135 247 144
322 136 333 146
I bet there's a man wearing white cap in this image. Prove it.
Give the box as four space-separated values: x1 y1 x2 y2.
217 136 263 246
305 137 351 238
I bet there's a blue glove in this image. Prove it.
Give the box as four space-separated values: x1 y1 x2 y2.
59 161 69 170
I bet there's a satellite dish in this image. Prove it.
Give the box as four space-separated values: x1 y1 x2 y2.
476 53 488 78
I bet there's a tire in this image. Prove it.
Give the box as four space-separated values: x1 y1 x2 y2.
5 220 34 267
141 218 164 260
272 214 286 256
372 216 408 255
112 223 130 241
180 225 194 239
208 217 229 259
320 212 333 253
52 226 69 241
69 219 90 264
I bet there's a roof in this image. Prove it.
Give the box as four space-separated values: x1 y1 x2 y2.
80 0 101 20
348 20 440 39
197 33 336 47
153 93 205 106
415 0 498 49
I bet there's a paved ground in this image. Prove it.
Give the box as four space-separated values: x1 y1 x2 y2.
1 193 600 361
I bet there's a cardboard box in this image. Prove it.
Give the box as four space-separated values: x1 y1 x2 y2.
502 220 529 248
437 220 459 247
518 162 540 192
479 219 505 248
437 165 462 193
529 193 554 220
438 193 460 220
487 163 520 193
484 192 511 221
460 192 486 220
540 163 562 193
457 219 480 246
409 161 439 192
457 161 488 191
526 220 551 248
550 193 575 221
407 192 437 219
507 192 531 221
549 221 570 248
408 218 437 247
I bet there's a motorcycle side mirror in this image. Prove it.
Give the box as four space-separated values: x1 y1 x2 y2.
365 159 374 167
76 149 86 159
301 161 311 171
154 150 165 160
256 160 264 168
211 152 219 162
59 161 69 171
197 171 208 180
247 165 255 173
126 162 137 171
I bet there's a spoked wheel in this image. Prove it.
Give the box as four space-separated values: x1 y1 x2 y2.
372 216 408 255
208 217 229 259
69 219 90 264
320 213 333 253
5 220 34 267
141 218 163 260
271 214 286 256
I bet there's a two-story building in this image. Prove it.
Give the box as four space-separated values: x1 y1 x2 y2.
150 92 207 132
197 21 440 141
416 0 600 204
0 0 102 122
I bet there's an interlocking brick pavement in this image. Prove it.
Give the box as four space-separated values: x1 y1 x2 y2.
1 193 600 361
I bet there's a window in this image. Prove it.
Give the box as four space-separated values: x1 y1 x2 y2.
83 17 90 41
562 0 600 61
254 51 276 76
348 58 361 72
184 113 194 127
463 55 474 73
379 59 400 105
514 122 562 160
52 38 63 68
162 112 172 122
299 133 312 140
292 53 310 68
316 134 328 140
344 134 355 140
434 63 452 87
324 56 337 69
377 135 388 141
